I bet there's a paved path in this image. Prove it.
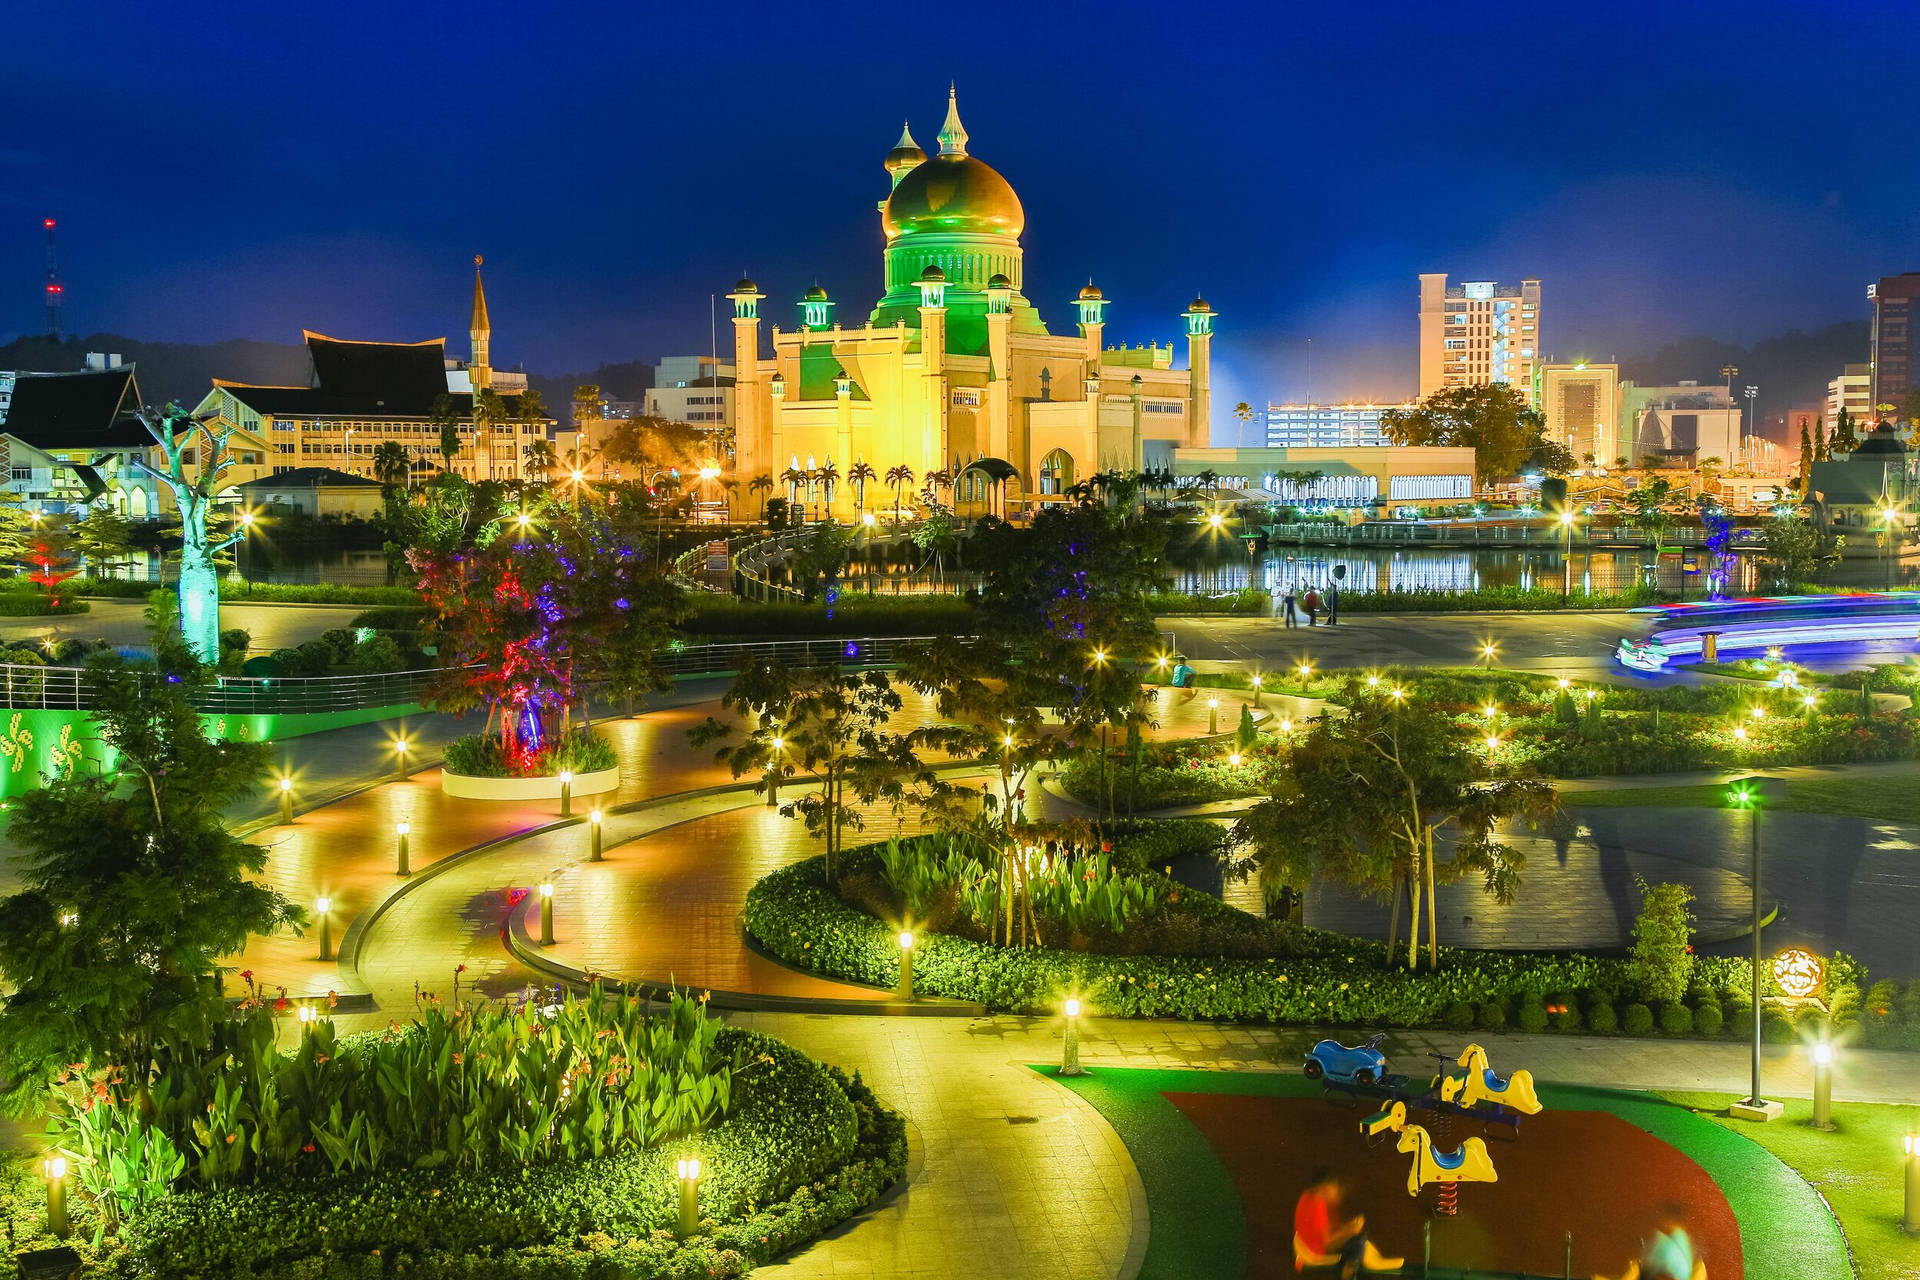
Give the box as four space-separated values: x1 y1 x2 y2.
11 598 368 653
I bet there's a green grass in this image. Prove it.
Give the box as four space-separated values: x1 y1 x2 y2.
1658 1092 1920 1280
1565 773 1920 827
1040 1067 1851 1280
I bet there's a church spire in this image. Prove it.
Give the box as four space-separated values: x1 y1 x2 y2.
469 254 492 389
937 83 968 158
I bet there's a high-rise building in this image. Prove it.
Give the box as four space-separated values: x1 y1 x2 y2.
1827 363 1871 431
1417 274 1541 400
1263 401 1411 448
1533 362 1619 466
1868 273 1920 412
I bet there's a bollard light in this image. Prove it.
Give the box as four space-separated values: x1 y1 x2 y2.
896 929 915 1002
1485 734 1500 755
1208 696 1220 735
1904 1133 1920 1232
1250 672 1263 708
590 809 604 861
1228 751 1242 767
559 769 574 817
1060 997 1085 1077
539 881 555 946
279 775 294 825
1278 716 1292 735
1811 1039 1834 1130
396 820 412 877
42 1153 68 1239
1366 675 1380 689
675 1156 703 1237
1734 725 1749 742
316 894 333 962
297 1003 314 1026
393 736 411 781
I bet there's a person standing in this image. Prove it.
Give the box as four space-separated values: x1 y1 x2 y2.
1303 586 1320 627
1326 577 1341 626
1282 583 1299 628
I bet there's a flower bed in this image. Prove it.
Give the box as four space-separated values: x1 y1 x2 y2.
32 1028 904 1280
442 728 616 778
745 853 1870 1038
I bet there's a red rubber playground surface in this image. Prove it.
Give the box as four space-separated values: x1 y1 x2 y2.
1168 1092 1741 1279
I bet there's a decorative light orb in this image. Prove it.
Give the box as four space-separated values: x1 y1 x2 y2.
862 512 876 527
1750 706 1765 720
1557 677 1571 690
1296 663 1313 679
1366 675 1380 688
1486 735 1500 752
1584 689 1597 702
1482 703 1498 718
1208 512 1224 529
1803 693 1818 709
1228 752 1242 766
897 930 914 951
516 512 532 528
394 738 408 753
1389 687 1406 701
1772 947 1824 998
1811 1040 1834 1067
1279 717 1293 733
1092 647 1108 665
1064 998 1081 1018
1251 674 1262 687
1002 734 1015 748
569 469 585 484
1766 646 1784 661
316 895 331 913
280 777 293 792
1733 726 1749 741
771 736 784 750
1155 654 1170 669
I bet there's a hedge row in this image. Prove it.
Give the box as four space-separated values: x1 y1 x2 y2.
744 856 1863 1027
0 589 88 616
72 579 418 605
113 1030 904 1280
683 594 975 638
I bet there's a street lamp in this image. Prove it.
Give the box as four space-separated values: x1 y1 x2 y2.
1745 385 1759 449
1059 996 1085 1076
1727 776 1784 1121
539 881 555 945
395 820 411 876
316 895 333 962
896 929 915 1001
589 809 603 861
1810 1039 1834 1131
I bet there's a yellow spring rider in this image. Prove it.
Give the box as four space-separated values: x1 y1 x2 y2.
1361 1101 1499 1200
1436 1043 1543 1116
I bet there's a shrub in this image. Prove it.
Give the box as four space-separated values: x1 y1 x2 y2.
442 729 616 778
1586 999 1619 1034
1693 1000 1724 1037
1549 996 1582 1033
1515 994 1549 1034
1728 1004 1757 1039
1475 1001 1508 1033
1626 877 1695 1004
1622 1003 1655 1036
1659 1002 1694 1036
1762 1009 1797 1043
1444 1001 1476 1031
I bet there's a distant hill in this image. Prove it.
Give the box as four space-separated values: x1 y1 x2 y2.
1619 321 1867 439
0 333 311 408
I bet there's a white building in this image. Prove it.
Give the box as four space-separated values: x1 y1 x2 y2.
1263 401 1412 448
644 355 734 428
1418 274 1542 400
1827 363 1871 431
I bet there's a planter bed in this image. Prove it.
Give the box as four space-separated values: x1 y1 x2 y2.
441 763 619 801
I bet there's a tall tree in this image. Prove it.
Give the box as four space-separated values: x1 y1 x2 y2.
431 392 463 470
133 405 251 663
1379 384 1573 481
0 600 302 1107
1234 682 1557 971
69 507 133 576
1832 406 1859 455
372 440 412 490
1797 423 1814 488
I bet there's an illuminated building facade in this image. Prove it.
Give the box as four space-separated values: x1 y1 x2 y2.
1172 445 1477 509
1868 273 1920 412
727 88 1213 519
1263 402 1412 448
1533 361 1620 465
1418 274 1541 400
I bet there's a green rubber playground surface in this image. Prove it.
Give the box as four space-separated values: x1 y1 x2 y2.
1039 1066 1851 1280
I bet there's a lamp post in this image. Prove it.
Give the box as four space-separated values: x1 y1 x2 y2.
1560 508 1576 601
316 895 333 962
1880 501 1902 591
1727 776 1783 1120
1060 997 1085 1076
675 1157 703 1237
1810 1039 1834 1131
278 775 293 825
395 820 411 876
589 809 603 861
896 929 914 1001
42 1154 68 1239
539 881 554 945
559 769 573 818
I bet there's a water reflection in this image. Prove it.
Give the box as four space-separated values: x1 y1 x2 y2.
1171 547 1759 597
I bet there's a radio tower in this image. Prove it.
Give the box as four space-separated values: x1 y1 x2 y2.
43 218 63 339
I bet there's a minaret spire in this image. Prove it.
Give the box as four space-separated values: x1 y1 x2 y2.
937 83 968 158
469 254 492 389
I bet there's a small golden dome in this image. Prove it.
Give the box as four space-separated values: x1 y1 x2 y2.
882 154 1024 241
1188 295 1213 313
1079 281 1103 301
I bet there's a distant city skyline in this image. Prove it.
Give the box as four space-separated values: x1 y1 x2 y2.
4 0 1918 439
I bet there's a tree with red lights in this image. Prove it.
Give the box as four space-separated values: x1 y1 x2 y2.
23 518 77 608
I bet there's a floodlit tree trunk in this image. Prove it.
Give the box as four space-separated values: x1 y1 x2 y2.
1425 827 1439 972
1406 846 1423 972
1386 872 1402 956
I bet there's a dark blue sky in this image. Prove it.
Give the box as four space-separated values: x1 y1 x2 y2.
4 0 1917 439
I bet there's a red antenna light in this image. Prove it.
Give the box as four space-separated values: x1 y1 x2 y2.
42 218 55 229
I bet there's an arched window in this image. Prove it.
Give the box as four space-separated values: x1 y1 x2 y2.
1039 449 1074 496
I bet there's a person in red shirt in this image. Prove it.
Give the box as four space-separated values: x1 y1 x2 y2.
1294 1168 1401 1277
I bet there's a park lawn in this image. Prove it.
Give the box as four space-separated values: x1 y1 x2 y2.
1658 1092 1920 1280
1565 773 1920 828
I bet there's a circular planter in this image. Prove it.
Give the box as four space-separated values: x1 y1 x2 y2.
440 764 619 801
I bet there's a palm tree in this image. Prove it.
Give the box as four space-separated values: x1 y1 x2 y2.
885 464 915 526
524 438 557 484
372 440 412 490
780 466 807 507
847 460 877 512
431 393 462 471
818 459 840 508
1233 401 1256 447
749 473 774 518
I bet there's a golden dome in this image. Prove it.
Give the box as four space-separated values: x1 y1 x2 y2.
882 153 1024 241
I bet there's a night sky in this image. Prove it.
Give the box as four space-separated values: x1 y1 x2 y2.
4 0 1918 439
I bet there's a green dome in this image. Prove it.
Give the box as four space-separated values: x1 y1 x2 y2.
804 284 830 301
882 154 1024 241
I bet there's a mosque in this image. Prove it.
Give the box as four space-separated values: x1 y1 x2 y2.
726 87 1213 519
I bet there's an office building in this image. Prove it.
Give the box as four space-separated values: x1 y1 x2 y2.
1174 445 1476 509
645 356 735 427
1828 363 1872 431
1417 274 1541 400
1868 273 1920 412
1262 402 1411 448
1619 382 1742 466
1533 362 1620 466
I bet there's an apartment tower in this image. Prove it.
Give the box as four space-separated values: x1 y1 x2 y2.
1418 274 1542 401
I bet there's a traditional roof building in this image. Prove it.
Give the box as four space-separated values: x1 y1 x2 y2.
0 358 174 516
728 87 1214 519
193 258 554 484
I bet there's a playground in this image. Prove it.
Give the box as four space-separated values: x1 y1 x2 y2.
1047 1061 1851 1280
